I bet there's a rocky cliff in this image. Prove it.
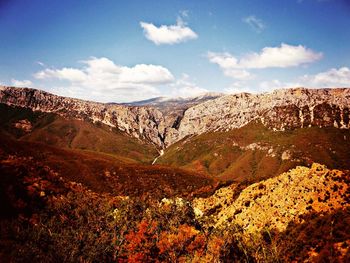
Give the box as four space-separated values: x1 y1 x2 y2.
174 88 350 145
0 86 166 146
1 86 349 147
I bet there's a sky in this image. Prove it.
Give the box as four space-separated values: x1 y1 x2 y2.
0 0 349 102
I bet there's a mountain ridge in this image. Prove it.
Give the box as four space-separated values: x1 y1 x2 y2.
1 86 349 148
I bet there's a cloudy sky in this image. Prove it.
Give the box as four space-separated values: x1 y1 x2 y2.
0 0 349 102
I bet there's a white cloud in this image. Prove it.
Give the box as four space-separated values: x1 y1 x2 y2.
35 68 87 82
34 57 174 102
208 43 322 70
169 74 208 98
239 44 322 68
259 79 286 91
140 17 198 45
223 69 252 80
298 67 350 87
11 79 33 87
207 52 253 80
208 52 238 68
243 15 265 33
208 43 322 80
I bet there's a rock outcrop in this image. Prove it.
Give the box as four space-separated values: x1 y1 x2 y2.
0 86 166 146
1 86 349 147
193 163 350 233
174 88 350 145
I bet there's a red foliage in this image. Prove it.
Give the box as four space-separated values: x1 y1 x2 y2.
123 220 158 262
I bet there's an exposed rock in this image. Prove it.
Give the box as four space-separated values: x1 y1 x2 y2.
175 88 350 144
0 86 166 147
122 92 223 116
281 150 292 160
13 119 32 132
193 163 350 233
1 86 350 148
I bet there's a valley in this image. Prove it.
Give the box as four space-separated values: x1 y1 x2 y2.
2 1 349 261
0 86 349 262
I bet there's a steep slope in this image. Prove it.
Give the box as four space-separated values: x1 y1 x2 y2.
1 86 349 148
0 86 167 146
157 121 350 181
193 163 350 233
169 88 350 145
0 136 216 199
0 104 158 163
191 164 350 261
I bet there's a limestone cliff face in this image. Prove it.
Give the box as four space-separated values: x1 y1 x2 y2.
172 88 350 145
0 86 166 146
1 86 349 147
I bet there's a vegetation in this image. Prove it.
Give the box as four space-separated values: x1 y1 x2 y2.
1 153 349 262
0 136 216 199
0 104 158 163
158 121 350 183
278 208 350 262
1 104 349 262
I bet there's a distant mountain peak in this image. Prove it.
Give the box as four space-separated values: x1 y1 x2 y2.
124 92 224 106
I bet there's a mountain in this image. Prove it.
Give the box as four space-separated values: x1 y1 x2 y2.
157 121 350 182
1 85 350 262
0 103 158 163
0 86 167 147
170 88 350 144
0 87 223 148
123 92 223 114
1 87 349 149
1 85 350 180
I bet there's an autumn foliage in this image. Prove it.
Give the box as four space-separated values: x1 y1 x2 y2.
1 154 349 262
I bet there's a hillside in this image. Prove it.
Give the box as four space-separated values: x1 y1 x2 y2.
0 136 215 199
157 121 350 182
1 150 349 261
193 163 350 261
1 86 350 147
0 104 158 163
0 86 167 146
165 87 350 145
1 86 350 262
194 163 350 232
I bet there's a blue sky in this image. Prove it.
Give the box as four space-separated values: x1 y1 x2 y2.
0 0 349 102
